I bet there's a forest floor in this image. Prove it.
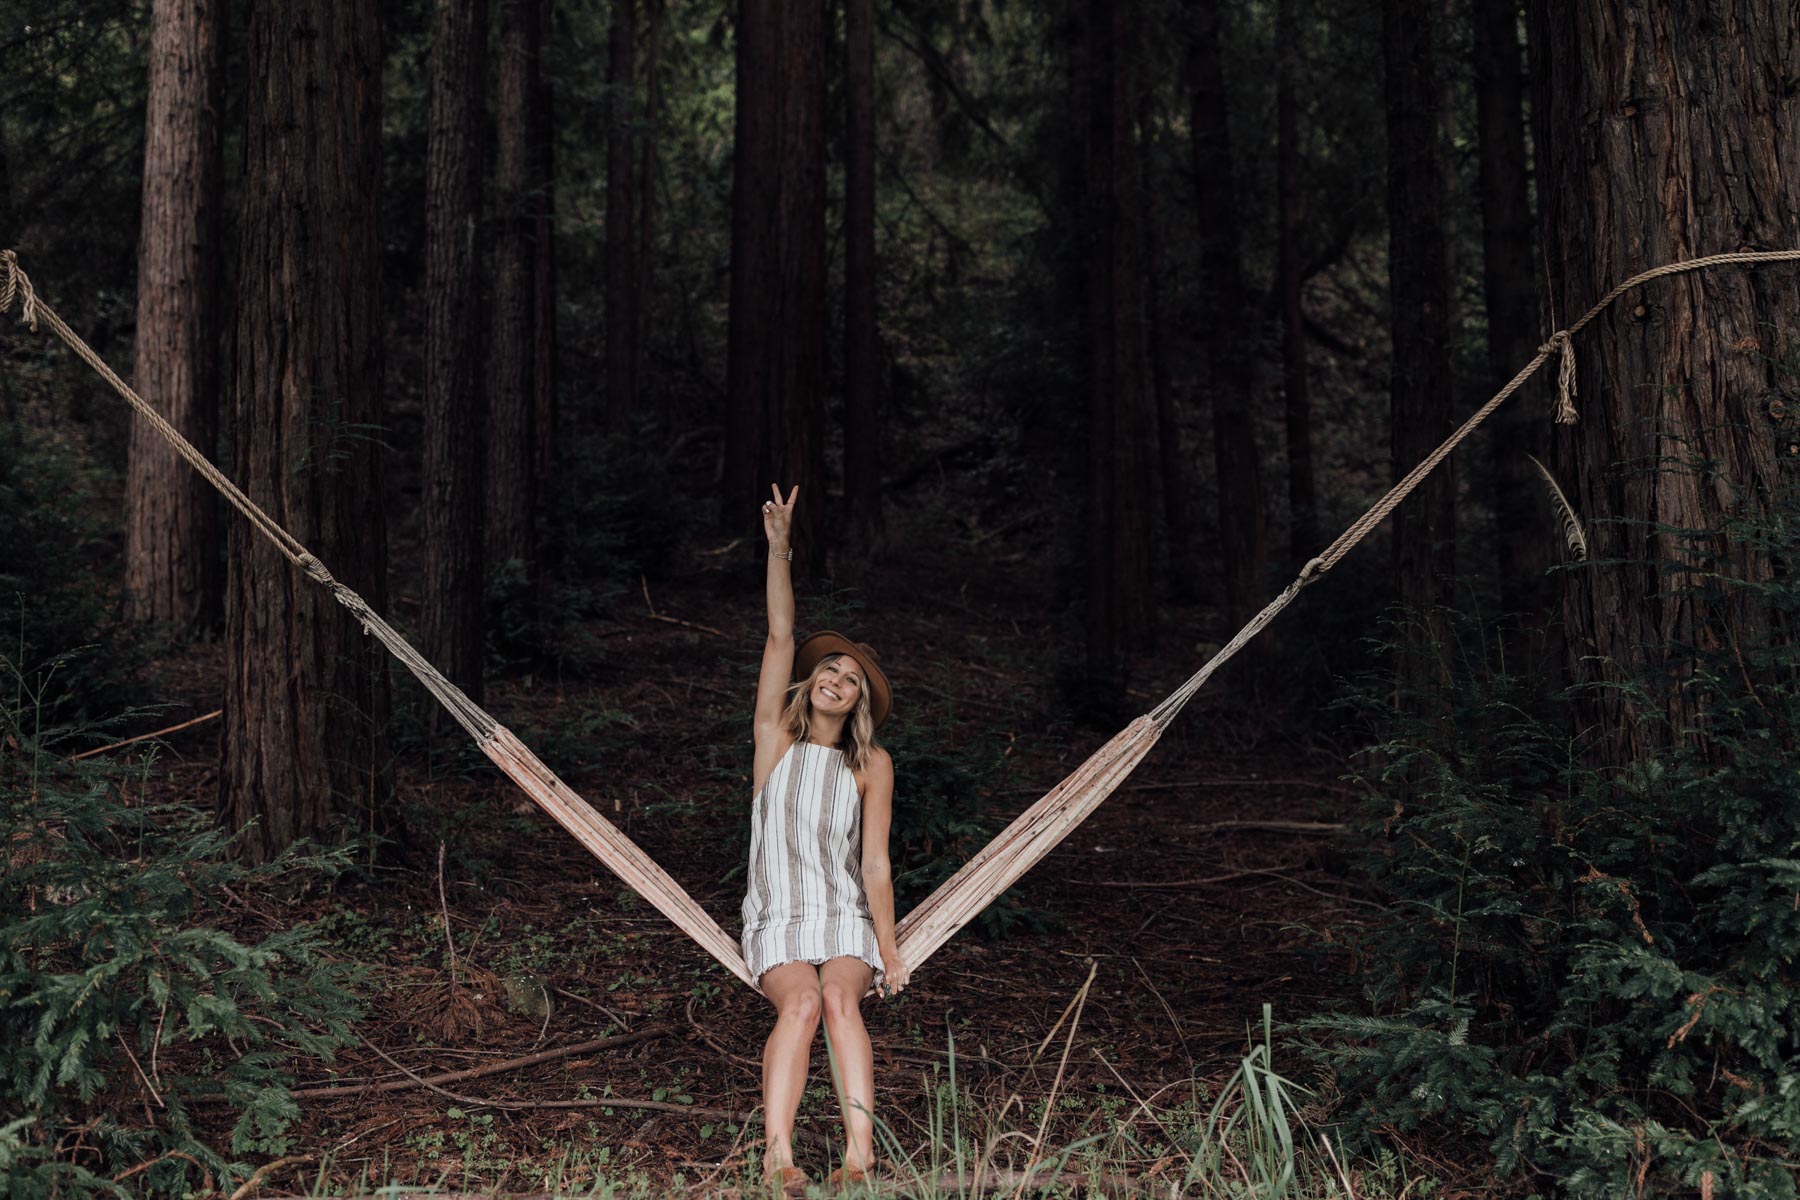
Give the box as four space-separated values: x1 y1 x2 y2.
122 525 1430 1198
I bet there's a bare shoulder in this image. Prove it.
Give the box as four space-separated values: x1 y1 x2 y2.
856 745 895 792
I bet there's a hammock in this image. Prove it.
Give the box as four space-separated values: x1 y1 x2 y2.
4 247 1796 992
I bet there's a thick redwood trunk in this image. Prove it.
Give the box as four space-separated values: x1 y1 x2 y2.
843 0 885 556
604 0 639 420
533 0 557 486
221 0 389 865
422 0 487 707
1383 0 1456 626
1276 0 1318 563
1475 0 1548 613
126 0 224 633
1532 0 1800 762
1085 0 1157 692
725 0 827 571
489 0 544 577
1190 0 1267 633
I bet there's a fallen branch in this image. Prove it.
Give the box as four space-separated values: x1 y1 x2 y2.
1083 862 1306 891
641 576 728 638
283 1026 672 1100
69 709 222 761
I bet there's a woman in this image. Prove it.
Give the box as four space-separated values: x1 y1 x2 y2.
742 484 909 1196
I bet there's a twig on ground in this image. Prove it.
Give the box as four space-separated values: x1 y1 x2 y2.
1084 861 1306 890
686 993 761 1073
227 1155 315 1200
436 842 458 989
552 984 634 1031
69 709 222 761
285 1026 671 1099
641 575 728 637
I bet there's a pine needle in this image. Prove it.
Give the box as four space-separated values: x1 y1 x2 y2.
1526 453 1588 561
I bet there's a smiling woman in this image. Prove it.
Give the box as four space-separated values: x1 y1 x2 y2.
741 484 903 1195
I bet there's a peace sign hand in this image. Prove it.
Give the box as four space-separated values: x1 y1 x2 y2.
762 484 798 550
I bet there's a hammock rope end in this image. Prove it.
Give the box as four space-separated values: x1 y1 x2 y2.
1 249 41 332
1541 330 1580 425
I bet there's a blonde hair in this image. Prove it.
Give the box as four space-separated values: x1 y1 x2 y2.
782 653 879 773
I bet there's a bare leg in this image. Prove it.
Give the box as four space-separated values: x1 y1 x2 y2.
759 961 822 1173
819 956 877 1172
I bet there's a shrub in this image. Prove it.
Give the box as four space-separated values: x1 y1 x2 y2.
0 658 366 1199
1304 493 1800 1197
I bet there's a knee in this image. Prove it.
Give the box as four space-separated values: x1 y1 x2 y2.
777 988 821 1027
821 982 863 1026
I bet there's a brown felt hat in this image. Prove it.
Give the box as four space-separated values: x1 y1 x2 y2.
795 631 893 729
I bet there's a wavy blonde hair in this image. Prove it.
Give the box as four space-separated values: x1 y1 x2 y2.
782 653 879 774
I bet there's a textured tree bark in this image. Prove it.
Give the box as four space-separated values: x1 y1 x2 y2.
1190 0 1268 635
1141 92 1195 602
725 0 827 572
1084 0 1157 694
1276 0 1318 564
532 0 557 487
605 0 639 420
489 0 543 578
843 0 884 557
634 0 661 431
1474 0 1548 614
221 0 390 866
422 0 487 708
1383 0 1456 631
126 0 224 634
1532 0 1800 762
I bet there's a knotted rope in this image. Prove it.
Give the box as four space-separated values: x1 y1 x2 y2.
1147 246 1800 730
5 244 1798 990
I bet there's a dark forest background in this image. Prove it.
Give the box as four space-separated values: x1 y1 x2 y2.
4 0 1800 1196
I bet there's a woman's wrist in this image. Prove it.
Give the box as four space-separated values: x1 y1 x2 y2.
769 542 793 560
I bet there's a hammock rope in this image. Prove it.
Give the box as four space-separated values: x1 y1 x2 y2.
4 245 1797 992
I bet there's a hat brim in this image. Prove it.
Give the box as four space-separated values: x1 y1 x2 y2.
795 631 892 729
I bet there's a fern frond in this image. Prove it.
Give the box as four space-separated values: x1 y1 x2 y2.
1526 454 1588 561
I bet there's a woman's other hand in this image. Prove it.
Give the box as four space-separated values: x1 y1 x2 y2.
880 949 910 997
762 483 798 550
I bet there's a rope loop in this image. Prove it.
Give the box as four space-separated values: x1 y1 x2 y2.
1538 330 1579 426
297 553 333 585
1297 556 1327 586
0 249 40 331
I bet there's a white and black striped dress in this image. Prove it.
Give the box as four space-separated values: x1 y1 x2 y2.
740 741 885 984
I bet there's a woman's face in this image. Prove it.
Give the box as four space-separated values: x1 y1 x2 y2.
809 654 863 720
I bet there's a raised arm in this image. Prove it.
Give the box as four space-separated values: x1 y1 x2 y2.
753 485 800 762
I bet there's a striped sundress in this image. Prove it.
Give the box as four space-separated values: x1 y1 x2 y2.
740 740 885 985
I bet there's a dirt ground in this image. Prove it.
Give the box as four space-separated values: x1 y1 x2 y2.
130 530 1380 1196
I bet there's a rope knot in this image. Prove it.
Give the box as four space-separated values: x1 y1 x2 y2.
0 249 41 332
1297 555 1327 585
1538 330 1579 425
297 553 333 585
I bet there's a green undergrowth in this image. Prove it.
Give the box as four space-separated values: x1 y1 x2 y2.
1304 488 1800 1197
0 657 369 1200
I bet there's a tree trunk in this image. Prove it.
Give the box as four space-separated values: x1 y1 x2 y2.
422 0 487 709
1532 0 1800 764
1383 0 1456 632
604 0 639 420
1189 0 1268 634
126 0 224 634
489 0 543 578
635 0 661 426
1084 0 1157 695
1474 0 1547 614
533 0 557 488
844 0 884 556
221 0 389 866
726 0 827 572
1141 95 1196 601
1276 0 1318 564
